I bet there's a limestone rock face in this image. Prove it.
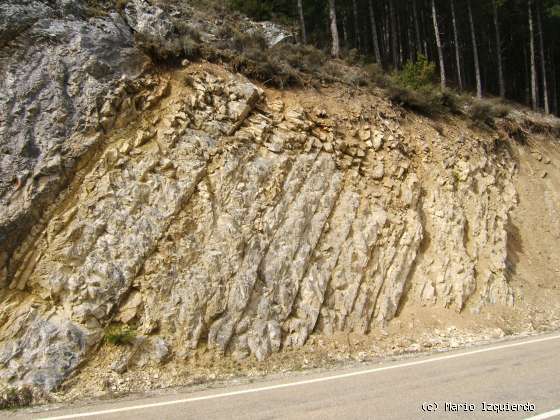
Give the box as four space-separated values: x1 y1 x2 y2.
0 63 524 391
0 0 54 44
0 0 148 289
255 21 294 47
413 159 516 310
1 0 556 397
123 0 174 41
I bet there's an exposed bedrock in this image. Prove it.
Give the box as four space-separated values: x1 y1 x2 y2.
3 0 553 397
0 0 152 290
0 65 524 390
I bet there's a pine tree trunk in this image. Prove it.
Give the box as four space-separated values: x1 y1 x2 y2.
342 11 349 50
420 1 430 61
329 0 340 58
384 1 390 62
397 9 403 67
297 0 307 44
468 0 482 98
528 0 538 110
524 46 531 106
536 0 550 114
450 0 463 91
368 0 382 65
412 0 422 57
551 51 558 115
431 0 446 89
492 0 505 97
364 19 370 54
352 0 361 50
389 0 398 69
407 16 414 62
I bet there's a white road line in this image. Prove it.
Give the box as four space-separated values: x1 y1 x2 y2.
525 408 560 420
38 333 560 420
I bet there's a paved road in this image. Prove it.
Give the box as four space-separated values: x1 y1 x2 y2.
9 333 560 420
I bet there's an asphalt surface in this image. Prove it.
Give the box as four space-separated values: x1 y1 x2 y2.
8 332 560 420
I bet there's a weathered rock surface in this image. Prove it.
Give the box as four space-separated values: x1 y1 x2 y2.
123 0 174 41
254 21 293 47
0 62 535 392
1 0 559 398
0 0 150 293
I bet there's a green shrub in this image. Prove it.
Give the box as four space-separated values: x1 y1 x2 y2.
382 54 463 116
0 387 33 410
104 325 136 346
397 54 436 90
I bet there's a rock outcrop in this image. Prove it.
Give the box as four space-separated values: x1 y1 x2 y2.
1 0 559 398
0 62 525 390
0 0 149 293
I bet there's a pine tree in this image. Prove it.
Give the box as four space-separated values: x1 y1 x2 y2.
352 0 361 50
431 0 446 89
537 0 550 113
412 0 423 57
390 0 398 69
493 0 505 97
451 0 463 91
468 0 482 98
368 0 382 65
297 0 307 44
529 0 538 110
329 0 340 58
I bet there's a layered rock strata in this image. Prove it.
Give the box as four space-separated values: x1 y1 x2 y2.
0 65 521 390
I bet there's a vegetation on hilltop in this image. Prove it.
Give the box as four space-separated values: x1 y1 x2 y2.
86 0 559 121
225 0 560 117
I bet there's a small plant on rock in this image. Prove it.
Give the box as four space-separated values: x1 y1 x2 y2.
104 324 136 346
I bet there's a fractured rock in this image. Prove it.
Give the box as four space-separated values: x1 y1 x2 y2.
371 163 385 180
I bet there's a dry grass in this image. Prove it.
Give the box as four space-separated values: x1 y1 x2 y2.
467 98 512 127
0 387 33 410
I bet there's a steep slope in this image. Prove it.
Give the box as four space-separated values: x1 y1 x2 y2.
1 0 559 403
